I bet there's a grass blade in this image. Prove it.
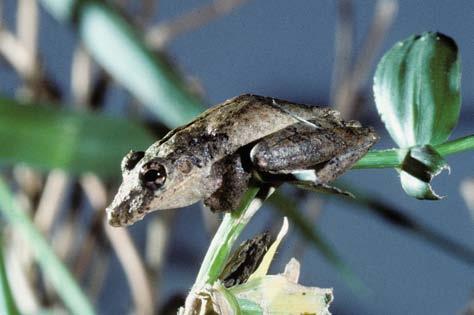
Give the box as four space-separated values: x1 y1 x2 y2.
194 186 263 287
0 235 20 315
39 0 206 128
0 97 153 177
0 178 95 315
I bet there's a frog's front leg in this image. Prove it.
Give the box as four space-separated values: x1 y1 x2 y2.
204 153 252 212
250 121 378 186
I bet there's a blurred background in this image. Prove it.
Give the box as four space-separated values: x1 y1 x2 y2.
0 0 472 314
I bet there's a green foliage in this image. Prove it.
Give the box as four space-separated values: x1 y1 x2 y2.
354 135 474 169
0 97 153 177
39 0 205 128
373 32 462 199
194 186 262 287
0 236 20 315
0 178 95 315
374 32 461 147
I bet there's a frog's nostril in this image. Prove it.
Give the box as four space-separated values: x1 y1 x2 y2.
106 208 122 227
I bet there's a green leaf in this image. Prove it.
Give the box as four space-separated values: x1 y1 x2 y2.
39 0 205 128
374 32 461 148
0 177 95 315
194 186 263 287
373 32 461 199
399 145 449 199
0 97 154 177
0 235 20 315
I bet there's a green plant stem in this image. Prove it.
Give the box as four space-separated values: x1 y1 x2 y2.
0 177 95 315
193 186 263 288
191 134 474 288
435 134 474 156
353 134 474 169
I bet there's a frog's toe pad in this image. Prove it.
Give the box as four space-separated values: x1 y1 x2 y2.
294 182 355 198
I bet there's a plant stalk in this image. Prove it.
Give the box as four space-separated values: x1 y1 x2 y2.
193 186 263 287
354 134 474 169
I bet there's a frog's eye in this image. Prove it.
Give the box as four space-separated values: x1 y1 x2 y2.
139 160 167 190
121 151 145 171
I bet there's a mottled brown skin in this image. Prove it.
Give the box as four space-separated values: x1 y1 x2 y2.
106 94 378 227
219 231 273 288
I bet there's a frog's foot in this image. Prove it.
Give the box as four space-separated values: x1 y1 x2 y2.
205 154 252 212
253 169 354 198
204 186 245 212
292 180 355 198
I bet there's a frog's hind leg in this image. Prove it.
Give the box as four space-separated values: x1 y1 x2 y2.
250 121 378 185
204 153 252 212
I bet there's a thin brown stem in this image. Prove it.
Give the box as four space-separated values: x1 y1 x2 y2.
145 212 175 308
34 170 71 234
5 239 41 314
16 0 38 61
105 224 155 315
460 177 474 220
0 28 34 78
71 45 93 109
334 0 398 119
331 0 354 106
81 175 155 315
147 0 251 48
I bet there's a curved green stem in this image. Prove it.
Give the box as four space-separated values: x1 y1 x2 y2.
193 186 265 288
183 185 273 314
353 134 474 169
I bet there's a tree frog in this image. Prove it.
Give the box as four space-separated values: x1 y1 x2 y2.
106 94 378 226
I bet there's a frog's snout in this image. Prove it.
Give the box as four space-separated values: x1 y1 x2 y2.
106 187 152 227
106 206 135 227
106 208 123 227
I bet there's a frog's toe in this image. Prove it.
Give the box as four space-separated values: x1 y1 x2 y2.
293 181 355 198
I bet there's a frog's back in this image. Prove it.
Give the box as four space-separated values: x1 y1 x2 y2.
152 94 342 159
198 94 342 147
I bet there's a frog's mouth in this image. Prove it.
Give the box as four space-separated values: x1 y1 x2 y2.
106 187 154 227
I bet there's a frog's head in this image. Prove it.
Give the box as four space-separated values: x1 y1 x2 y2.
106 150 210 227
